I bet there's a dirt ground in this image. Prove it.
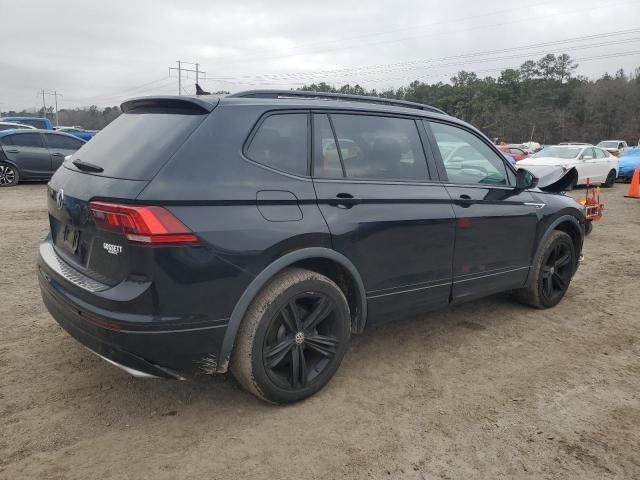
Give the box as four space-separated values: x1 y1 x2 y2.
1 182 639 480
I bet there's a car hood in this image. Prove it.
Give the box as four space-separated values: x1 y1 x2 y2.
517 164 578 193
517 157 573 168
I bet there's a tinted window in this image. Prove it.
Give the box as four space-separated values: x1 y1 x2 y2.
429 122 510 186
11 133 44 148
313 114 343 178
46 134 83 150
246 114 308 176
328 114 428 181
63 110 206 180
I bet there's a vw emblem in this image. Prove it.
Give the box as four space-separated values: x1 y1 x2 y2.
56 189 64 210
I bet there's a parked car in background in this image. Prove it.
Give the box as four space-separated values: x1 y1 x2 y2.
520 141 541 154
617 147 640 181
518 144 618 188
0 122 37 131
56 126 97 141
597 140 628 157
38 91 586 403
497 145 529 161
0 129 85 186
559 142 592 146
0 116 54 130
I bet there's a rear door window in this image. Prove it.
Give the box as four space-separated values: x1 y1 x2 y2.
246 113 309 176
595 148 606 159
11 133 44 148
323 114 428 181
46 134 84 150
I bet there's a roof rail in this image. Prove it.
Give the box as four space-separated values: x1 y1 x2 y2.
227 90 446 115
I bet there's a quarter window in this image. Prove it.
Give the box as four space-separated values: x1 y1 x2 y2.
46 134 83 150
428 122 510 186
323 114 428 181
10 133 44 148
246 113 308 176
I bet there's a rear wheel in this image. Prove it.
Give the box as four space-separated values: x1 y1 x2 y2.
0 162 18 187
513 231 576 309
602 169 616 188
231 268 351 403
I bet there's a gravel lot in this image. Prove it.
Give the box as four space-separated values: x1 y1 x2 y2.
1 182 639 479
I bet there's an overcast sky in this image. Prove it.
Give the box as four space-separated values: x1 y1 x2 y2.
1 0 639 111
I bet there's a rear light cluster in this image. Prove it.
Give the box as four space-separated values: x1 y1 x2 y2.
88 201 199 245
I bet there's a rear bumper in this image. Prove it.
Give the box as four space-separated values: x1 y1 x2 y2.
38 243 229 379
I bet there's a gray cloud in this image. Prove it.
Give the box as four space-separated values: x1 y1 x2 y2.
1 0 638 111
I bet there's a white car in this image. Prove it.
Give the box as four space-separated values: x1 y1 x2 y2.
517 144 618 188
597 140 629 156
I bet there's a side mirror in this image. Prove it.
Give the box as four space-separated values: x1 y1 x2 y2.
515 168 538 190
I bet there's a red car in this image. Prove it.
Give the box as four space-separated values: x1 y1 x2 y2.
497 145 529 161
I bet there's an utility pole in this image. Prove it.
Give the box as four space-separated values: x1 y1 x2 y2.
169 60 206 95
40 90 63 126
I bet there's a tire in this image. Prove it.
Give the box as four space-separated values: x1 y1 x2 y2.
0 162 19 187
231 267 351 403
513 231 576 309
602 169 616 188
584 220 593 236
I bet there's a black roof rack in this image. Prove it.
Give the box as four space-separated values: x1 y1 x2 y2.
227 90 446 115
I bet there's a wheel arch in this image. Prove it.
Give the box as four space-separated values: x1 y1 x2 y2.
525 214 583 288
216 247 367 373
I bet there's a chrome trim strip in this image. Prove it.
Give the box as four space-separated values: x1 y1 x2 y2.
367 281 451 299
40 242 109 293
85 347 160 379
453 266 529 284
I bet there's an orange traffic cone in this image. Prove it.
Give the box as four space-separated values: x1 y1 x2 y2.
626 165 640 198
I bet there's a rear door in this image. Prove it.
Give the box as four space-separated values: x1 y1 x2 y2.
2 132 51 178
312 112 455 325
425 120 540 302
44 133 84 171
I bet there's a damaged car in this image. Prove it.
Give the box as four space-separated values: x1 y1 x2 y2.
38 91 586 403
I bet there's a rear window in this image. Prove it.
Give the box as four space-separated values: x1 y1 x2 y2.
64 110 206 180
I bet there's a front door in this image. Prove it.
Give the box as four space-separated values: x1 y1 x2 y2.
2 132 51 178
426 121 540 302
312 112 455 325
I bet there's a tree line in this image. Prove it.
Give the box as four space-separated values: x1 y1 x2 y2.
300 54 640 146
3 54 638 144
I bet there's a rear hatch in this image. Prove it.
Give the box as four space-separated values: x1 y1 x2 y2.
47 97 215 285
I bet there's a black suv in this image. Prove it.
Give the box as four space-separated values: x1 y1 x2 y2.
38 91 585 403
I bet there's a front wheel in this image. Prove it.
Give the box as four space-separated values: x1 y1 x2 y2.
602 169 617 188
231 268 351 403
513 231 576 309
0 162 19 187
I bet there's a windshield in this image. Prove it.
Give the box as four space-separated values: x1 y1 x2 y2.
532 146 580 159
597 141 619 148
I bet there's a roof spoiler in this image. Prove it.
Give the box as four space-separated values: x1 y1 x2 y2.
120 96 218 113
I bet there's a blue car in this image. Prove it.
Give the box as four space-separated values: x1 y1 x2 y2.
0 116 54 130
55 127 97 141
618 147 640 181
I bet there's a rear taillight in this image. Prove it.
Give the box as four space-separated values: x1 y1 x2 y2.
88 201 199 245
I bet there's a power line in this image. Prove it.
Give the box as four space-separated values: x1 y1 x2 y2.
169 61 206 95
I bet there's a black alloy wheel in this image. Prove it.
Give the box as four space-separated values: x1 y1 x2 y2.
231 268 350 403
540 241 573 303
263 293 340 390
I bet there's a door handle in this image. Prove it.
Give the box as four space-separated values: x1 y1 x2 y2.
51 152 65 157
6 149 19 153
329 193 360 209
454 194 473 208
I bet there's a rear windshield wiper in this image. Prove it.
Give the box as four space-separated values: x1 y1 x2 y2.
72 159 104 173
